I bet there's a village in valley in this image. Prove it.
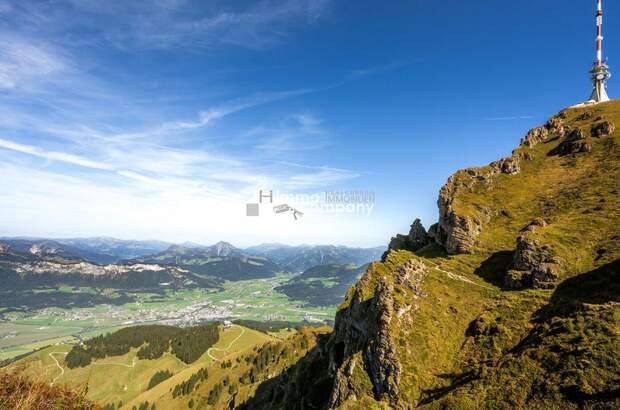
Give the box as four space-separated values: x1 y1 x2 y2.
0 275 335 361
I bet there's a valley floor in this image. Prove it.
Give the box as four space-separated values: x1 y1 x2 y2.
0 274 335 361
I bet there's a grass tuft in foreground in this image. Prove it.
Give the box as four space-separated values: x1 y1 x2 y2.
0 369 99 410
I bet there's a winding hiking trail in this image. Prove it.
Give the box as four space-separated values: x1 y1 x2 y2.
425 261 495 291
207 325 245 362
48 351 137 385
49 352 68 385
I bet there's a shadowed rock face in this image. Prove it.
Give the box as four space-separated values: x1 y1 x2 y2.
548 128 592 157
437 210 483 254
327 277 401 406
591 120 615 138
387 219 430 254
326 259 428 408
505 237 560 289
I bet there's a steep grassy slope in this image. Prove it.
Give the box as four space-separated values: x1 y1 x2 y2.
130 327 328 410
242 100 620 409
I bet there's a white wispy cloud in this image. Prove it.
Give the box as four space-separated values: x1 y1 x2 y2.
485 115 535 121
286 167 361 188
0 31 361 197
250 113 330 154
154 0 333 49
346 61 412 81
0 1 394 244
0 137 112 170
161 89 313 133
0 35 66 90
5 0 333 51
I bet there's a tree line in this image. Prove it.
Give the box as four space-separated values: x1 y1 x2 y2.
172 367 208 398
65 324 219 368
147 370 173 390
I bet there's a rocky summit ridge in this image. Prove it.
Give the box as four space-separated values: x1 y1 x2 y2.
241 100 620 410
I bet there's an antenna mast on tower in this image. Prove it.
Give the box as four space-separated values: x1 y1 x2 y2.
588 0 611 103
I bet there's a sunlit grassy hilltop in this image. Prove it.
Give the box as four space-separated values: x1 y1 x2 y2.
242 100 620 410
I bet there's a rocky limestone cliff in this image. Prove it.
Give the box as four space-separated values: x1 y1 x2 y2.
433 150 534 254
327 257 428 408
429 112 570 255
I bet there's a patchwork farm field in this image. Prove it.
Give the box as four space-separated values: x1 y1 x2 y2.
0 274 336 361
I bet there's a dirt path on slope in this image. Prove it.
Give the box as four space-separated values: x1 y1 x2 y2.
424 261 495 290
207 325 245 362
49 352 68 385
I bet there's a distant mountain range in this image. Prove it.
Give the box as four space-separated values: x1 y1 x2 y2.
0 239 218 291
244 243 385 272
0 237 170 264
0 238 119 264
0 238 383 291
131 241 281 281
56 237 171 262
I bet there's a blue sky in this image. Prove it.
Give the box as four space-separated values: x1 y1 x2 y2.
0 0 616 247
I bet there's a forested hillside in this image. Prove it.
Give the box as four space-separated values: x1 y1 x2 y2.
65 324 219 368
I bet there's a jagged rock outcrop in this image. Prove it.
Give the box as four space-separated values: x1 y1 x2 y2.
504 220 561 289
435 171 494 254
387 219 430 254
434 149 528 254
548 128 592 157
394 259 428 296
522 126 548 148
327 259 428 408
576 111 594 121
328 278 401 406
490 155 521 175
591 120 615 138
521 114 566 147
436 209 484 254
436 175 469 254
